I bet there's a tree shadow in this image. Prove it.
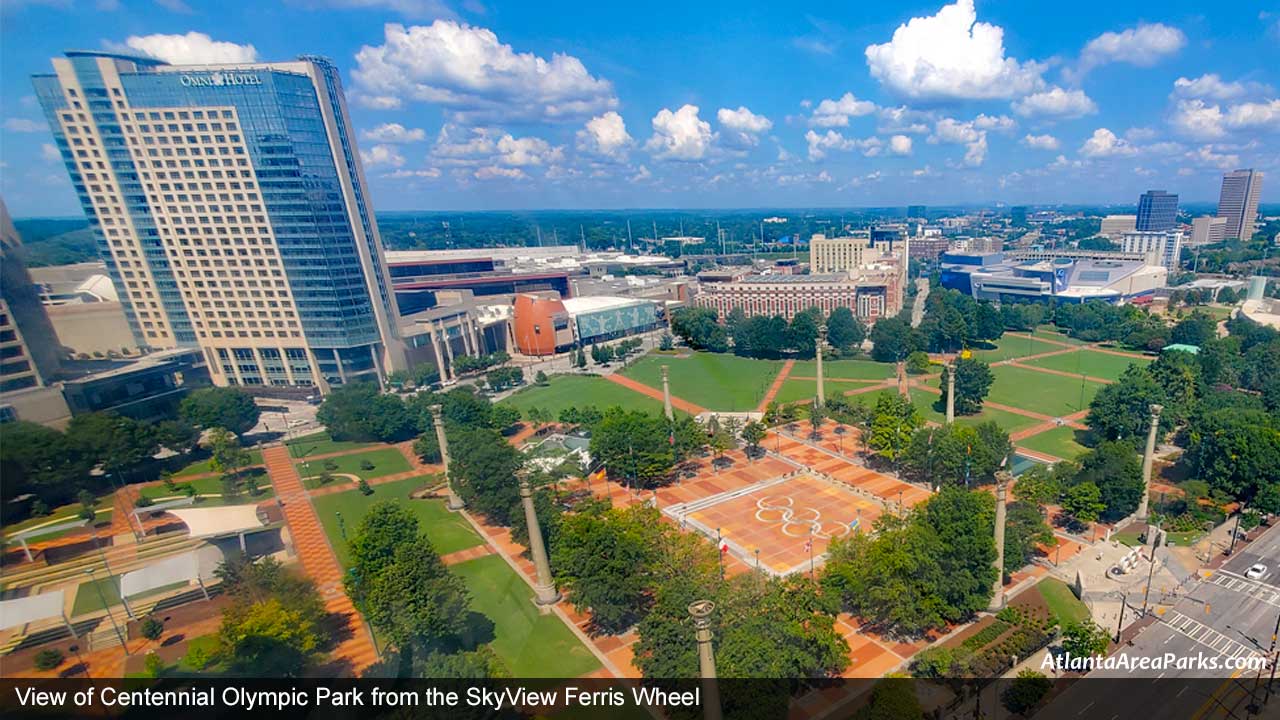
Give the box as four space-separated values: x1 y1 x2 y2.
458 611 496 651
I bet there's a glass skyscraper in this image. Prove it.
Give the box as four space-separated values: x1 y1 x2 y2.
1217 169 1265 241
33 51 405 391
1135 190 1178 232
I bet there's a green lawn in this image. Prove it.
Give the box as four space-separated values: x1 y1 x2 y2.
987 365 1104 417
1022 348 1150 382
139 468 271 502
773 378 883 405
1036 578 1091 626
172 451 264 478
971 335 1072 362
906 388 1043 433
296 447 411 481
1015 426 1091 460
71 576 188 617
285 432 380 459
450 555 601 678
311 476 479 566
621 351 782 411
790 358 899 380
1029 326 1090 346
500 374 666 418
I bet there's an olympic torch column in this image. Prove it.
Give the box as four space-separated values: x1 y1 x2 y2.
1136 404 1163 522
815 324 827 408
430 404 464 511
689 600 722 720
988 470 1011 612
519 472 560 606
661 365 674 421
945 361 956 425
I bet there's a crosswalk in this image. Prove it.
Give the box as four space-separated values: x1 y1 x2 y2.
1207 572 1280 608
1164 610 1263 661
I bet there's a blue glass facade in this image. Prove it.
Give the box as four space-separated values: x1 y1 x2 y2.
1136 191 1178 232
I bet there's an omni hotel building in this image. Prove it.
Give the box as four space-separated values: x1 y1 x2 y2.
33 51 406 392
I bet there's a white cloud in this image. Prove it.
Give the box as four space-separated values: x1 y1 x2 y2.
495 134 563 166
360 122 426 143
809 92 876 127
888 135 913 156
385 167 442 178
576 111 632 160
1125 127 1158 142
864 0 1045 100
353 21 617 122
803 130 882 160
4 118 45 133
717 106 773 146
120 32 258 64
962 136 987 166
1012 87 1098 118
474 165 527 180
432 124 497 159
1225 100 1280 131
1079 128 1137 158
360 144 406 168
427 124 562 167
645 105 715 161
630 165 652 182
1021 133 1059 150
1170 99 1226 139
877 106 932 134
973 114 1015 132
1076 23 1185 76
1173 74 1269 101
1185 145 1240 170
928 117 991 167
41 143 61 162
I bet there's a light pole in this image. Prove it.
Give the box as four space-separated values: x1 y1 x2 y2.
689 600 722 720
83 568 128 655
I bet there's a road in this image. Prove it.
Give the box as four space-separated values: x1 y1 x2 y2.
1039 522 1280 719
911 277 929 327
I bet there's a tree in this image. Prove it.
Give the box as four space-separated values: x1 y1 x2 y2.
364 535 471 651
574 348 587 368
552 505 662 633
346 502 419 604
140 616 164 641
449 426 523 524
823 518 950 636
1170 310 1218 347
66 412 158 474
741 420 767 456
207 428 251 481
905 351 931 375
1061 620 1110 658
77 489 97 522
1076 442 1144 521
866 393 923 464
180 387 260 435
155 420 200 455
826 306 866 353
534 370 549 385
669 306 728 352
317 383 417 442
485 367 523 391
589 408 675 489
869 316 916 362
938 358 993 415
1002 669 1052 715
856 679 923 720
489 404 521 431
1086 365 1169 445
1004 502 1053 574
217 597 321 676
413 431 441 463
659 333 674 351
788 308 822 358
1061 482 1105 524
917 487 997 619
0 421 93 509
901 422 1009 487
1184 409 1280 502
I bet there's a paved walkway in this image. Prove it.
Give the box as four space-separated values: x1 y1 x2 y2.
757 358 795 412
602 373 707 415
261 446 379 676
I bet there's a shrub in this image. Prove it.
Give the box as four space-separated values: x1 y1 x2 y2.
30 499 50 517
33 649 64 670
323 460 339 472
319 472 335 485
359 460 375 472
358 478 373 496
140 616 164 641
144 651 164 678
1002 669 1052 715
185 645 210 670
135 496 154 508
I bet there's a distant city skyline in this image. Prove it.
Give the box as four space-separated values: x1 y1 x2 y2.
2 0 1278 215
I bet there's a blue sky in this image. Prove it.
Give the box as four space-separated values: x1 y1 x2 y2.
1 0 1277 215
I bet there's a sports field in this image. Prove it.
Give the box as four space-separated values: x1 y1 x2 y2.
500 374 666 418
1021 348 1150 382
621 351 782 411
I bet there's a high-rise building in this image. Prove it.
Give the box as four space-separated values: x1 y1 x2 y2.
809 233 872 273
33 50 405 392
1190 216 1228 246
1121 230 1183 270
1217 169 1264 240
1136 190 1178 232
0 199 63 391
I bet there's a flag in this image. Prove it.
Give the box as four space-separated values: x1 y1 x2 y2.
803 539 812 553
849 518 860 531
720 542 729 554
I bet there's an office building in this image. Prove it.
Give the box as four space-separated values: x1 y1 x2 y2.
1121 230 1183 270
1136 191 1178 232
1 199 63 391
1100 215 1137 238
695 266 904 322
809 233 872 273
1190 216 1229 246
33 50 405 392
1217 169 1264 240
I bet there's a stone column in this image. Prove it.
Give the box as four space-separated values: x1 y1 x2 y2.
988 471 1011 612
519 473 560 605
945 361 956 425
896 360 909 398
1136 404 1164 521
431 404 464 510
815 324 827 408
689 600 722 720
661 365 674 421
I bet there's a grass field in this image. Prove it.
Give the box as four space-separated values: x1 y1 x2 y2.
906 389 1044 433
296 447 411 481
500 374 666 418
285 432 379 459
1036 578 1091 626
139 469 271 502
1022 348 1150 382
172 450 264 478
986 365 1104 417
790 358 899 380
1029 326 1090 346
450 555 601 678
971 335 1071 362
311 476 479 566
1015 426 1091 460
622 351 782 411
773 378 885 405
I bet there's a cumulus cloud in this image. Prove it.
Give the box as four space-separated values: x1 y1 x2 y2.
1021 133 1060 150
864 0 1044 100
1012 87 1098 118
432 124 498 159
809 92 877 127
928 117 991 166
1225 100 1280 130
474 165 527 180
1079 128 1137 158
576 111 632 160
4 118 45 133
495 134 563 166
1185 145 1241 170
360 144 406 168
385 167 442 179
973 114 1015 132
645 105 715 161
803 130 882 160
428 124 562 167
119 32 258 64
877 106 933 135
1173 74 1270 101
717 106 773 146
352 21 617 122
1076 23 1185 77
1170 97 1280 140
360 122 426 143
888 135 913 156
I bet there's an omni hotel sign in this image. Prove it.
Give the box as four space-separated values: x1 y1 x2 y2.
179 72 262 88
